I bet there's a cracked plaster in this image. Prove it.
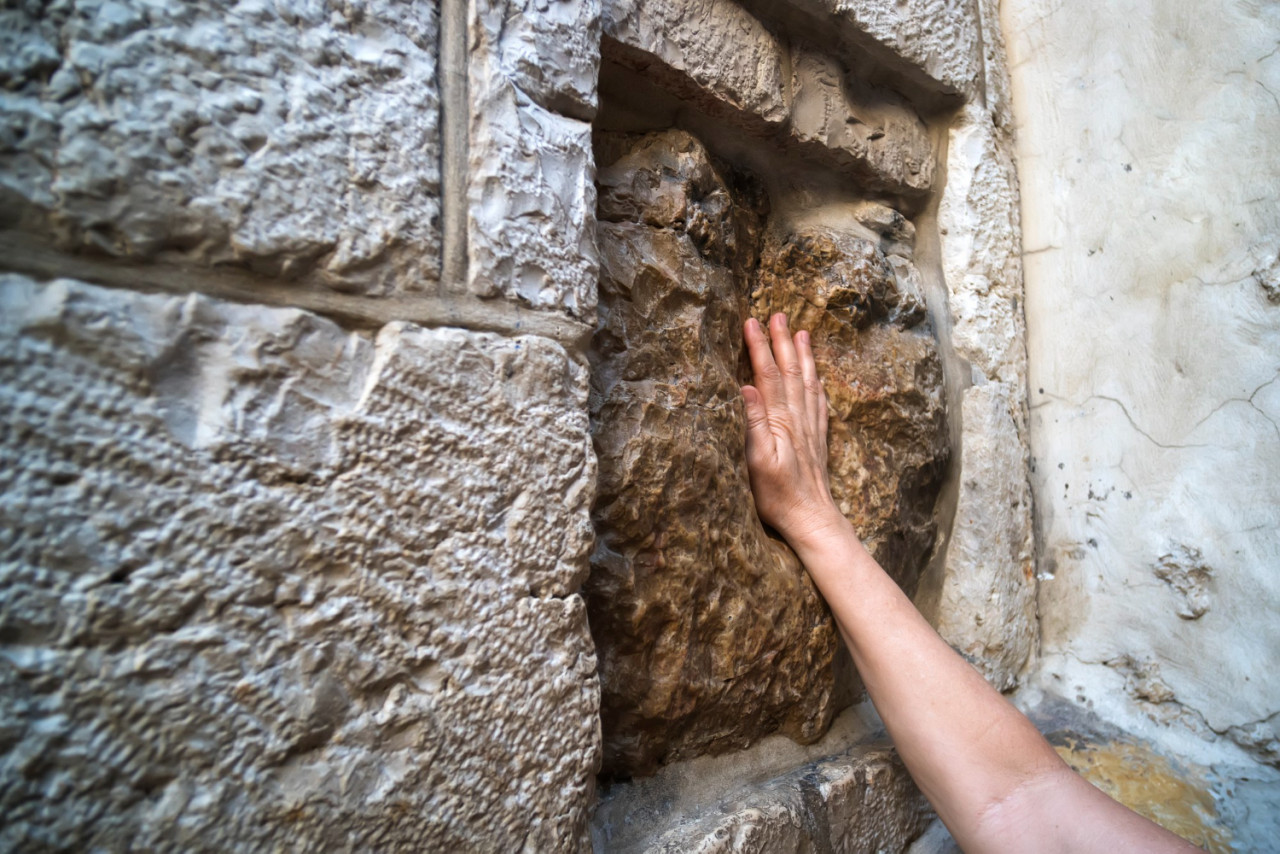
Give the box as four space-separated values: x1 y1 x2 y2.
1005 0 1280 771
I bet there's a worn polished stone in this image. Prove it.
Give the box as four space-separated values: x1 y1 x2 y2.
589 130 946 776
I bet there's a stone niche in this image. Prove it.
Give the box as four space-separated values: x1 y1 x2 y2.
587 117 948 776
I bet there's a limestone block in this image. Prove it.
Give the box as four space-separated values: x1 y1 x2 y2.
788 0 982 95
755 229 948 593
602 0 789 123
928 382 1035 691
635 748 931 853
589 130 947 776
590 131 837 777
937 103 1027 390
0 275 599 850
468 12 598 318
473 0 601 120
0 1 441 296
788 48 935 194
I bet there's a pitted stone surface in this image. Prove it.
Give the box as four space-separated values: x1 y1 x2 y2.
476 0 601 120
590 131 837 777
0 0 441 296
0 275 599 851
589 130 947 776
468 2 599 318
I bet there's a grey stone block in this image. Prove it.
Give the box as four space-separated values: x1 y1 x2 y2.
0 274 599 851
0 0 442 296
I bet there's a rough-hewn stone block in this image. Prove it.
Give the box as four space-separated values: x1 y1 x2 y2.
0 275 599 850
589 130 946 776
938 103 1027 389
789 48 935 193
926 382 1035 690
0 1 441 296
790 0 982 95
602 0 789 123
475 0 601 120
468 2 599 319
595 746 932 852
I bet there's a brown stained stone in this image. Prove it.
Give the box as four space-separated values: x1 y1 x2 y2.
754 228 946 592
588 129 947 777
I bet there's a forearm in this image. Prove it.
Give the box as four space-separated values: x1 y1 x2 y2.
791 512 1064 846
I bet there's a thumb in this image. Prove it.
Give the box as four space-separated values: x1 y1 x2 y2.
742 385 775 458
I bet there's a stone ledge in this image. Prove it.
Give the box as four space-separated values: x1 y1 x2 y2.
0 232 593 352
593 742 932 853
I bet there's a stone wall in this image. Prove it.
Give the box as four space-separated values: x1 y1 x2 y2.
1 0 601 849
1004 0 1280 828
1 0 1036 850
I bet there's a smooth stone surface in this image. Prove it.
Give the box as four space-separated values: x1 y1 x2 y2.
1006 0 1280 768
0 275 599 851
0 0 441 296
922 382 1036 691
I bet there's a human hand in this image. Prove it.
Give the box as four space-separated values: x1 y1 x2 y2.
741 313 844 549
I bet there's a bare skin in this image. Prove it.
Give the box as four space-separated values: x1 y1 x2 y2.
741 312 1201 853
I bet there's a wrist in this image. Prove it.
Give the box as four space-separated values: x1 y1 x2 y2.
783 502 854 555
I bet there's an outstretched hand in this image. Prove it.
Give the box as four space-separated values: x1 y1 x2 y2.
741 313 843 549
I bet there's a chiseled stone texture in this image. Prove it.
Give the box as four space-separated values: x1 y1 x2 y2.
476 0 601 120
788 0 981 95
0 275 599 850
468 0 599 318
590 130 838 777
601 0 935 195
927 383 1035 691
602 0 789 124
937 102 1027 390
597 747 932 853
589 130 946 777
0 0 441 296
789 48 934 194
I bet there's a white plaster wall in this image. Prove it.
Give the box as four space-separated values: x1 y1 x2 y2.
1004 0 1280 767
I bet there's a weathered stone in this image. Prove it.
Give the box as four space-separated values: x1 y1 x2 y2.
1010 0 1280 772
924 382 1035 691
475 0 601 120
782 0 982 96
1153 544 1214 621
754 228 949 592
590 130 837 777
0 0 441 296
602 0 789 124
0 275 599 850
788 48 935 194
624 747 932 853
938 102 1027 390
468 4 598 317
589 130 947 776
